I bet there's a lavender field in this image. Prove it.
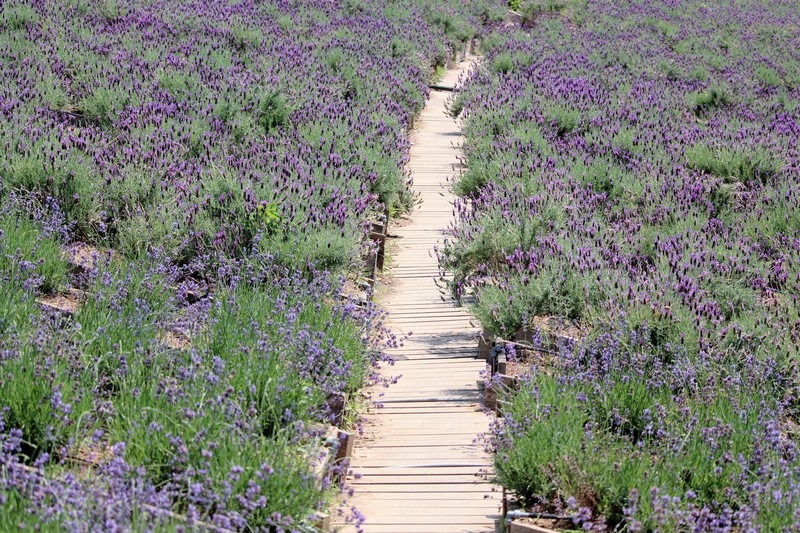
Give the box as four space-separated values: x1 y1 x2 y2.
445 0 800 530
0 0 503 529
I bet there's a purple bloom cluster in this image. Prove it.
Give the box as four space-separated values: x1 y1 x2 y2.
0 0 501 529
447 1 800 530
0 0 495 263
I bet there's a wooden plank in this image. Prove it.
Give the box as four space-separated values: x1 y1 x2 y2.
354 437 486 447
367 408 485 417
348 492 500 501
361 417 487 427
383 366 482 374
381 355 480 362
366 399 483 407
343 484 492 493
354 442 483 448
359 516 500 525
348 466 490 476
332 525 494 532
357 427 488 437
387 374 482 382
372 401 481 408
384 370 483 378
387 364 482 372
370 391 483 400
334 525 497 533
380 367 482 376
359 513 501 523
351 474 489 485
352 459 488 469
353 446 487 458
354 510 499 520
379 385 482 395
357 437 486 447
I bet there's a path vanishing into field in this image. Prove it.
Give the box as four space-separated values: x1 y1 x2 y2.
335 58 500 532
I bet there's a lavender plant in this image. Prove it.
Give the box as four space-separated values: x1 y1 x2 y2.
0 0 502 528
445 1 800 529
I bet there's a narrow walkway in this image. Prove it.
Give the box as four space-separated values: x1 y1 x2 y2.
336 59 499 533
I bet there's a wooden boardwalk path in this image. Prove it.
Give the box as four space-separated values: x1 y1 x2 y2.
334 58 500 533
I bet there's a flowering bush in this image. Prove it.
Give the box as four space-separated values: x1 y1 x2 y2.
0 0 499 529
445 0 800 529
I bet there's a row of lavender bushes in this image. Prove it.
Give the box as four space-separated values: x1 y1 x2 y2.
443 0 800 530
0 0 505 530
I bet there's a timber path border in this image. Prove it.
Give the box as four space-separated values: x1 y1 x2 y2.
334 57 500 533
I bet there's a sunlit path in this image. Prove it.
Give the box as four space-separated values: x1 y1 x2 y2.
334 57 500 533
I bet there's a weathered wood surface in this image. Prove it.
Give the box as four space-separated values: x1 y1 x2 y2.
332 57 498 533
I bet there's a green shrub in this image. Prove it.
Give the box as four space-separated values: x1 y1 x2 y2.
686 143 781 184
157 71 193 98
3 156 50 194
102 280 369 524
339 67 366 101
689 65 708 81
42 80 71 111
0 208 69 295
432 64 447 83
184 119 209 158
0 211 66 336
496 374 658 525
258 91 289 133
70 264 170 393
657 59 679 80
446 20 475 44
0 344 94 463
324 48 345 73
2 156 100 238
446 93 465 118
102 167 159 222
214 98 240 125
428 10 474 44
480 32 511 54
673 38 696 56
497 357 782 529
2 5 38 30
755 65 781 88
548 105 580 135
257 225 359 274
704 52 727 71
781 59 800 89
277 14 292 31
0 282 34 337
230 114 257 145
389 37 413 58
492 52 514 73
479 3 509 23
394 183 420 216
472 269 600 336
517 0 568 24
98 0 122 22
248 201 282 235
454 158 498 197
626 303 692 353
575 160 637 200
690 86 730 115
229 23 262 49
508 122 550 153
114 205 182 259
653 20 678 39
709 281 756 321
79 88 122 127
345 0 364 14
